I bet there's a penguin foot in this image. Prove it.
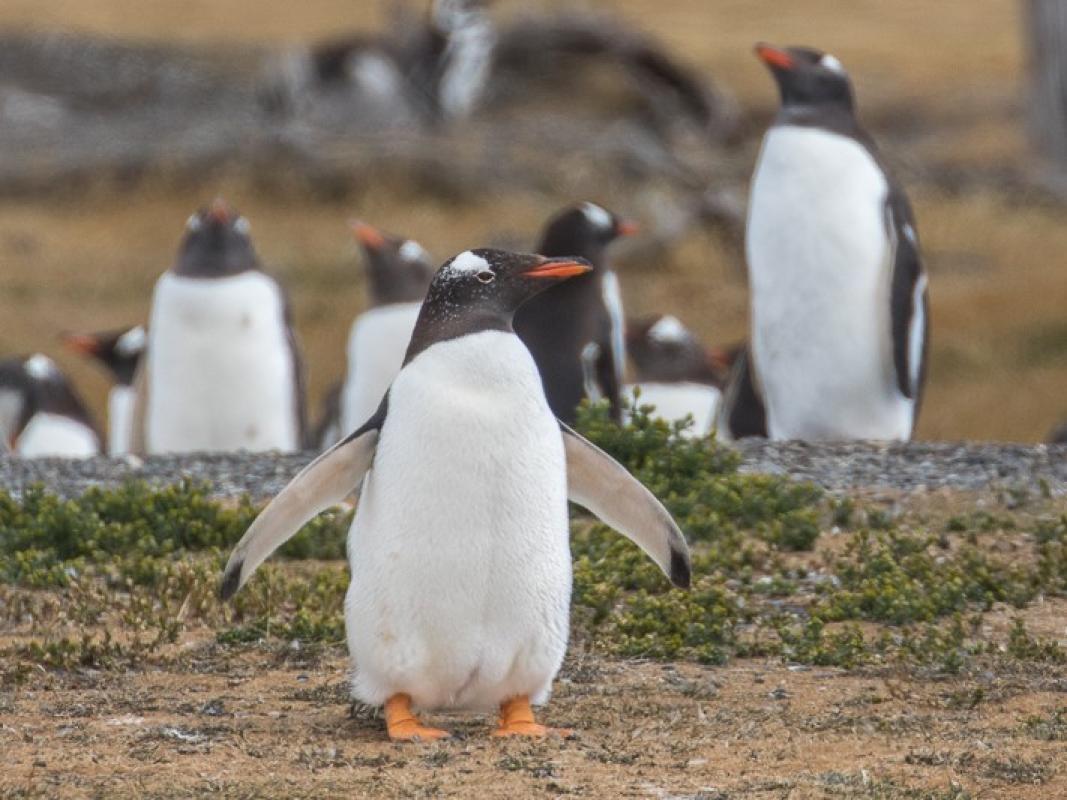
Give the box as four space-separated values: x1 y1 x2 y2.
492 695 571 738
384 693 450 742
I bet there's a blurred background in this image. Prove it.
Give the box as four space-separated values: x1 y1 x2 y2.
0 0 1062 442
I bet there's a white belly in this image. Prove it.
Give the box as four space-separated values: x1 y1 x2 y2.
625 382 720 437
346 331 571 711
340 303 420 435
17 413 99 458
108 385 135 455
145 272 299 454
747 125 913 441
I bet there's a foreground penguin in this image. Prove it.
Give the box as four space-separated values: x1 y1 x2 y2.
221 248 690 741
138 201 305 454
339 221 434 439
61 326 145 455
624 314 728 437
514 202 636 424
0 354 101 457
747 44 928 440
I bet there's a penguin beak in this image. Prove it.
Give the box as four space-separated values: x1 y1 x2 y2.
755 43 794 70
523 258 593 279
209 198 233 223
615 219 640 237
60 332 100 356
350 220 387 251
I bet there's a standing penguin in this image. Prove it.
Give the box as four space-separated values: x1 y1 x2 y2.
715 343 768 441
0 354 101 457
61 325 145 455
140 201 305 454
221 248 690 740
747 44 928 440
514 202 637 424
339 221 435 438
624 314 728 437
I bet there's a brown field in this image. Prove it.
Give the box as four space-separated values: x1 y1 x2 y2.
0 1 1062 442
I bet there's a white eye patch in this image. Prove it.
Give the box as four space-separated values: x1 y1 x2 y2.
186 214 202 231
116 325 146 357
647 315 688 344
24 353 57 380
399 240 429 264
820 54 845 74
448 250 490 274
581 202 613 230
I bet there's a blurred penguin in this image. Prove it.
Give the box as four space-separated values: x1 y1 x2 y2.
138 201 305 454
624 314 728 437
0 354 101 458
715 344 768 441
340 221 435 437
514 202 637 424
746 44 928 440
61 325 145 455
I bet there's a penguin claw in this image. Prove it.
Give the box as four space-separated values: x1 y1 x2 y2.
387 720 452 742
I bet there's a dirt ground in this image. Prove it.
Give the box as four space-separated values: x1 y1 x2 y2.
3 633 1065 799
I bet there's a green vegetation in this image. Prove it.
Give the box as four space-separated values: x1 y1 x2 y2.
1 403 1065 682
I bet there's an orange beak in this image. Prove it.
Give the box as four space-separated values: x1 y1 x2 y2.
209 197 232 223
615 219 640 237
60 332 100 356
755 43 794 70
350 220 387 250
523 258 593 279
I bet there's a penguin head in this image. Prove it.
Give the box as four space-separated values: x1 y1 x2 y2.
537 202 639 267
627 315 729 385
173 199 259 278
405 248 592 360
350 220 435 306
755 43 854 112
61 325 145 386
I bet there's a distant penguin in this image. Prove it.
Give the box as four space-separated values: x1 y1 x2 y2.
746 44 929 441
140 201 305 454
623 314 727 437
0 354 101 457
514 202 637 424
311 381 344 452
715 343 768 441
221 248 690 741
61 325 145 455
1048 421 1067 445
340 221 435 437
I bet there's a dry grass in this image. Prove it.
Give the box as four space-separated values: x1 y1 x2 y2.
0 0 1063 442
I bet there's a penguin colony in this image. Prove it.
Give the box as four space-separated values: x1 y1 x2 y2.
1 42 948 740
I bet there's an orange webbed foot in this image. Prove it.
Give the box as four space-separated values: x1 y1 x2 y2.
492 695 572 738
384 693 451 742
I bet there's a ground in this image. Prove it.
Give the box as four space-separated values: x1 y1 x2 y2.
0 1 1063 442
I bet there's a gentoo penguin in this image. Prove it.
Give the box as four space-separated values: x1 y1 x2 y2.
221 248 690 741
623 314 728 437
746 44 929 440
514 202 637 424
140 201 305 454
61 325 145 455
339 221 435 438
0 354 101 457
715 343 768 441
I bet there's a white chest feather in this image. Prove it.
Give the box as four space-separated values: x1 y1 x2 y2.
601 271 626 385
107 385 135 455
17 413 99 458
625 382 721 438
747 125 912 440
340 303 420 434
345 332 571 711
146 272 298 454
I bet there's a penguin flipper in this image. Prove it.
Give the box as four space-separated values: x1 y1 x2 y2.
560 423 691 588
219 402 386 600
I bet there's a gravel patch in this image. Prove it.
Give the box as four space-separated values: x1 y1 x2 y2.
1 441 1064 501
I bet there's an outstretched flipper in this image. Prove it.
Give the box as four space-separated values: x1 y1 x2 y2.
219 402 387 600
561 423 691 588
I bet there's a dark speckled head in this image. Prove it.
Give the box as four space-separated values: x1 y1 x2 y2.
626 315 727 386
349 220 435 306
755 43 854 113
173 199 259 278
404 248 592 363
536 202 638 267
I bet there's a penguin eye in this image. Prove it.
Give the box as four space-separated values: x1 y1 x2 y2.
476 270 495 284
